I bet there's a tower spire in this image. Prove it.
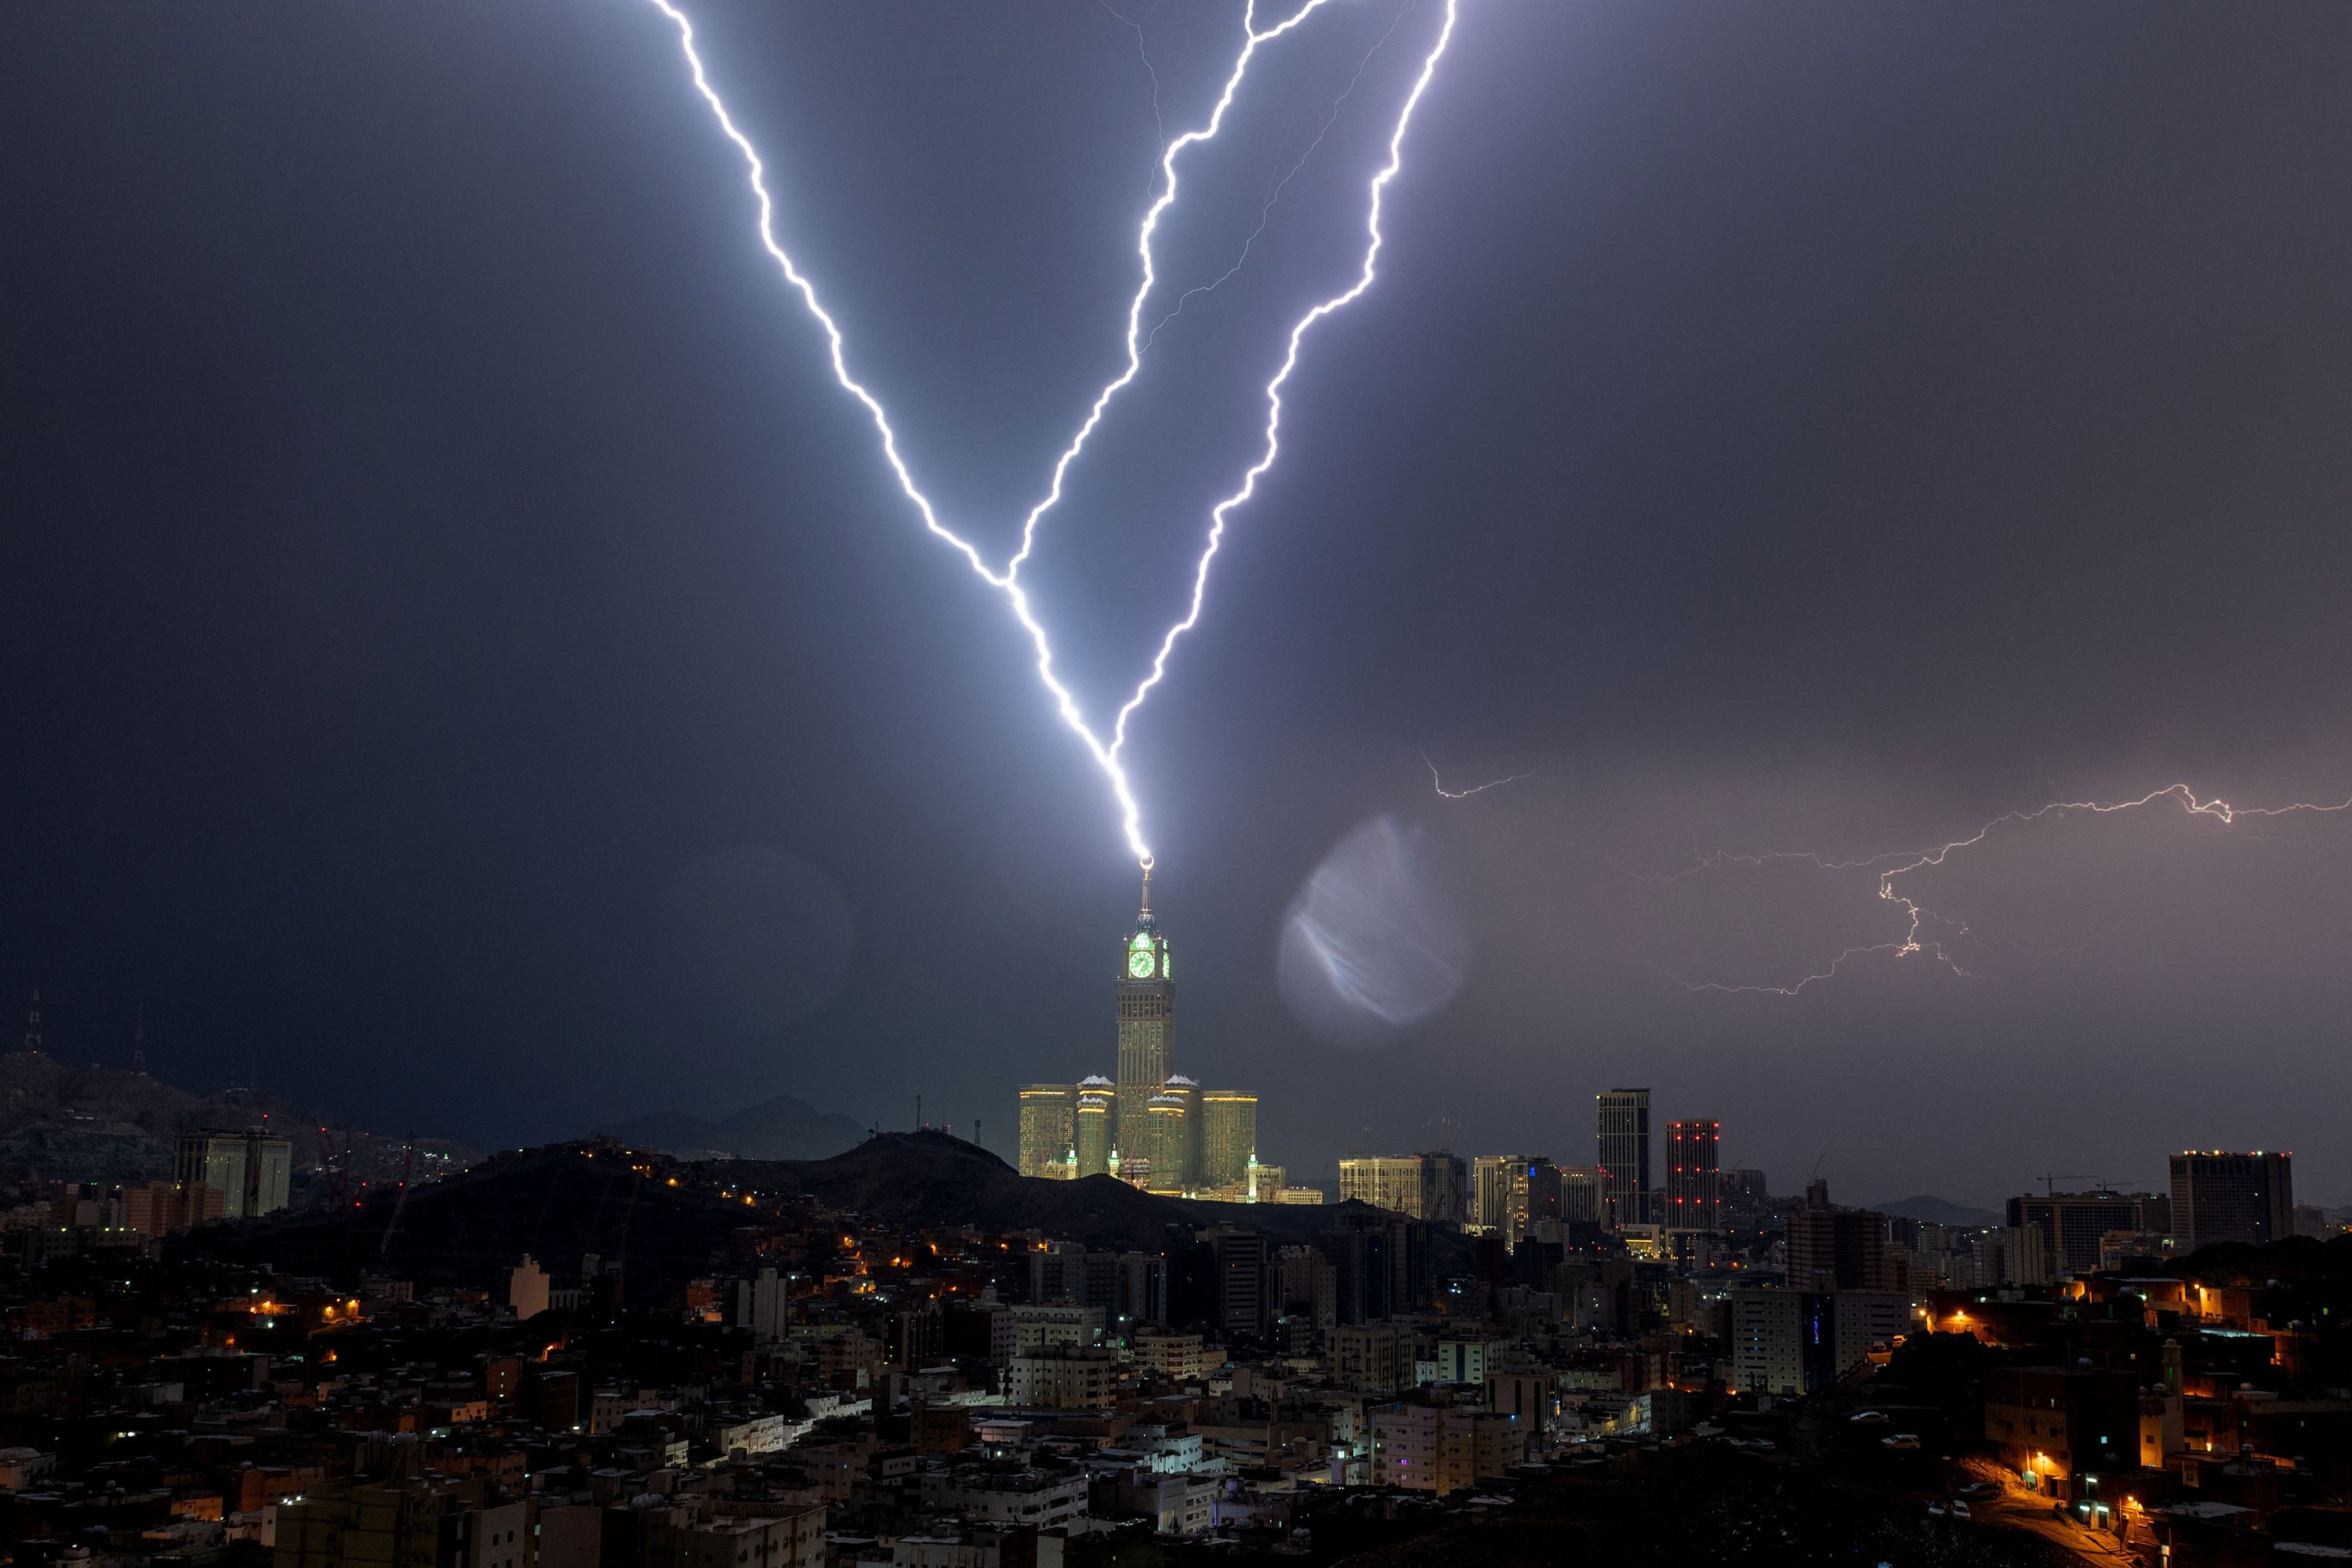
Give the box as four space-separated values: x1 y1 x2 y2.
1139 861 1152 920
21 992 40 1056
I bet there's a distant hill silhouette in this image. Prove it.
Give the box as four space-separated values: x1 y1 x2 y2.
1870 1194 2002 1229
175 1131 1455 1294
594 1093 865 1161
727 1130 1431 1256
174 1143 769 1297
0 1049 474 1187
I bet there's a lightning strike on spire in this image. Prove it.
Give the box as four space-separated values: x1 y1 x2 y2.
1109 0 1461 756
1424 752 1537 800
646 0 1465 868
1656 782 2352 996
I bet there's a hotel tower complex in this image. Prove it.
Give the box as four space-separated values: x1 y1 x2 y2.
1015 869 1309 1203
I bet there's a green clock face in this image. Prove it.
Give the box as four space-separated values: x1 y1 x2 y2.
1129 947 1156 979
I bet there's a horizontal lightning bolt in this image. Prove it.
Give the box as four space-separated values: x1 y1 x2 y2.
1424 752 1537 800
1655 782 2352 996
647 0 1463 867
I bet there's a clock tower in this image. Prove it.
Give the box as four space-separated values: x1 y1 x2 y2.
1113 863 1174 1160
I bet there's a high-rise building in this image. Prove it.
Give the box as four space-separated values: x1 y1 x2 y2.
2169 1151 2293 1251
1199 1090 1258 1189
1018 1084 1077 1178
1163 1075 1203 1186
1114 867 1174 1160
1074 1078 1115 1178
1595 1089 1651 1229
1555 1163 1603 1225
1469 1156 1551 1238
1145 1090 1191 1195
172 1131 292 1219
1786 1196 1899 1293
1664 1119 1721 1233
1020 873 1275 1197
2005 1189 2163 1277
1338 1152 1467 1225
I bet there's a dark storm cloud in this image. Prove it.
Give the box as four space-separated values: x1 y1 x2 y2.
5 2 2350 1201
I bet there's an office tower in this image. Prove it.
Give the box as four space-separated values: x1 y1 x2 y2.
1786 1200 1898 1292
1338 1152 1467 1225
1199 1089 1258 1189
1720 1167 1769 1212
1200 1225 1269 1338
1550 1163 1603 1225
2169 1151 2293 1250
1664 1119 1721 1233
1595 1088 1651 1229
1018 1084 1077 1178
1470 1156 1551 1238
1144 1090 1191 1195
1340 1156 1421 1215
1114 867 1174 1159
1073 1078 1115 1178
2005 1189 2161 1277
172 1131 292 1219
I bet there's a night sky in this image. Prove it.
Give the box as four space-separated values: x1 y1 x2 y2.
7 2 2351 1207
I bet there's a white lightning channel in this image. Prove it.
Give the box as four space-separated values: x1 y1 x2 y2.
647 0 1462 866
1095 0 1167 204
1003 0 1352 581
1109 0 1461 756
1424 752 1537 799
1142 1 1417 355
644 0 1162 861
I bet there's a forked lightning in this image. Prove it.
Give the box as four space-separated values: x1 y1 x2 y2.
644 0 1462 866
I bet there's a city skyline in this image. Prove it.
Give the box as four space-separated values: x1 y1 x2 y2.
8 5 2352 1207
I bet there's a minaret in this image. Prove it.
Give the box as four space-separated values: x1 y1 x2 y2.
1112 864 1174 1161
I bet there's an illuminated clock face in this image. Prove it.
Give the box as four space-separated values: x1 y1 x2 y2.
1129 947 1156 978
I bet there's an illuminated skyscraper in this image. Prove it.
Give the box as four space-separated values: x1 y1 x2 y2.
1595 1088 1651 1229
1144 1090 1190 1195
1338 1153 1468 1225
1470 1156 1550 1237
1163 1075 1202 1186
1074 1078 1114 1177
1199 1089 1258 1189
1664 1118 1720 1233
1114 866 1173 1159
1018 1084 1076 1179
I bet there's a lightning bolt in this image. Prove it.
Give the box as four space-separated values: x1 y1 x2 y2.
646 0 1463 868
1108 0 1461 755
1095 1 1167 205
1653 783 2352 996
1424 752 1537 800
1141 1 1419 355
